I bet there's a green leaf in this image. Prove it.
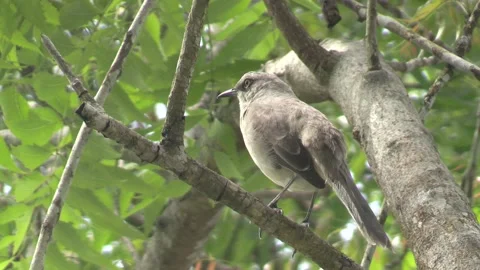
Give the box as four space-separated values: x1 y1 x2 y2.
0 259 13 270
67 188 145 240
158 180 190 198
82 132 121 162
215 21 271 65
13 208 33 253
33 72 71 117
0 138 21 172
215 2 266 41
0 88 62 145
14 0 50 32
14 172 45 202
208 0 250 23
0 204 30 225
144 13 164 58
54 222 114 268
0 235 15 250
45 243 80 270
41 0 60 26
11 145 51 170
214 151 244 180
59 0 98 29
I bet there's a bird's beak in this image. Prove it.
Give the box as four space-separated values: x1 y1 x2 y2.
217 89 237 99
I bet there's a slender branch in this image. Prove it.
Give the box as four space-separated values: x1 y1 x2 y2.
461 102 480 203
419 0 480 120
29 1 154 270
74 99 361 269
263 0 337 74
388 56 439 72
377 0 451 51
361 201 388 269
366 0 381 70
340 0 480 78
162 0 209 146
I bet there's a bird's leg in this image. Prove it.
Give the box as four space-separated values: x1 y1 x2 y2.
259 175 298 239
301 190 318 228
291 190 319 258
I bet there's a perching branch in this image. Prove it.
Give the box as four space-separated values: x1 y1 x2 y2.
162 0 209 146
263 0 337 75
341 0 480 78
388 56 439 72
29 1 154 270
366 0 381 71
361 201 388 269
419 0 480 120
461 102 480 203
73 98 361 269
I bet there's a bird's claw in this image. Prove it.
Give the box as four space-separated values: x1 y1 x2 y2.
259 202 284 239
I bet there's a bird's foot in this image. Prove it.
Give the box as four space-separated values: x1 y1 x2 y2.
258 202 283 239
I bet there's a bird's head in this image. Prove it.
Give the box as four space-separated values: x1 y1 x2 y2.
217 72 294 104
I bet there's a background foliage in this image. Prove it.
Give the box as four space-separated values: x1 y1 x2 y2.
0 0 479 269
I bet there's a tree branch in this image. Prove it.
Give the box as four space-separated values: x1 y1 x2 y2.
340 0 480 79
264 38 480 269
461 102 480 203
387 56 439 72
419 0 480 120
162 0 209 146
377 0 451 51
263 0 337 75
73 99 361 269
29 1 154 269
361 201 388 269
137 190 223 270
366 0 381 71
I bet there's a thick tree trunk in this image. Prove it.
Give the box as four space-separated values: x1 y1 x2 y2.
265 39 480 269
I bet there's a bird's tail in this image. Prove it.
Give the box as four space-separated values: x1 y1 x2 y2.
330 162 391 249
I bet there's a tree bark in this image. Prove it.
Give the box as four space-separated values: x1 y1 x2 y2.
265 39 480 269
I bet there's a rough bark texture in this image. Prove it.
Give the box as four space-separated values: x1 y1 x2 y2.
266 40 480 269
137 190 222 270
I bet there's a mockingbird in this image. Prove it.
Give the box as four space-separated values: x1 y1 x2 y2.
217 71 391 249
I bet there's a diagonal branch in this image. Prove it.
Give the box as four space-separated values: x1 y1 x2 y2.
341 0 480 79
263 0 337 74
29 1 154 270
419 0 480 120
73 99 361 269
388 56 439 72
161 0 209 146
461 102 480 203
378 0 451 51
366 0 381 71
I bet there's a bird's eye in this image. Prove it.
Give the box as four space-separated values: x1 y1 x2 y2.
243 79 252 89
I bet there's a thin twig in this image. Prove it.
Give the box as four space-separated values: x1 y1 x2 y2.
378 0 451 51
161 0 209 146
361 200 389 269
388 56 439 72
340 0 480 78
29 1 154 270
461 102 480 203
263 0 337 73
366 0 381 70
419 0 480 120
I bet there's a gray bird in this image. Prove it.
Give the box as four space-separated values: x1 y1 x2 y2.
217 72 391 249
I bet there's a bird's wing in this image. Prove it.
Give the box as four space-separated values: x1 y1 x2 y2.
271 134 326 189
